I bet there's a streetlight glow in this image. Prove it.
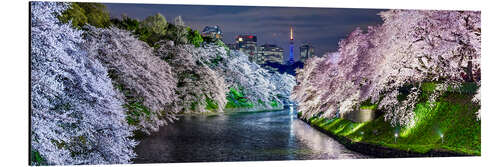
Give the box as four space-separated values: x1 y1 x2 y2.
394 133 398 143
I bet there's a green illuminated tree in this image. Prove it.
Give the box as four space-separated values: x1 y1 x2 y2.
187 27 203 47
141 13 168 36
59 2 111 29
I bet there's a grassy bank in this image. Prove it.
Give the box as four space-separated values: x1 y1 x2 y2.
303 83 480 156
224 87 283 112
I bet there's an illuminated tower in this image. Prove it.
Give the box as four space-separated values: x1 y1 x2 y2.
288 27 294 65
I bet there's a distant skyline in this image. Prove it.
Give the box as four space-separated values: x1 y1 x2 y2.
104 3 384 60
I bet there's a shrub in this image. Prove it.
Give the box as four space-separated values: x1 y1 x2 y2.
187 28 204 47
270 100 279 108
226 87 254 108
205 95 220 111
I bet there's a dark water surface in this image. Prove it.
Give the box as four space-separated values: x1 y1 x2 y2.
134 107 368 163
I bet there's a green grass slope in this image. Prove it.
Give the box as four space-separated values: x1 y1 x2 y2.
306 83 480 155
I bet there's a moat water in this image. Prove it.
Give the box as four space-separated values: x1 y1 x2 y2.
134 107 368 163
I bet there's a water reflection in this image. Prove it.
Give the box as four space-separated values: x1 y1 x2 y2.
292 120 367 159
134 107 367 163
287 106 295 159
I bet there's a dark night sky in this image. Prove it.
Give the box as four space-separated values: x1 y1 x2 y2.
104 3 385 60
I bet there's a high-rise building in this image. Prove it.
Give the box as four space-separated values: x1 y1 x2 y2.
288 27 295 65
257 44 285 64
235 35 258 62
201 25 223 40
299 43 315 63
256 46 266 64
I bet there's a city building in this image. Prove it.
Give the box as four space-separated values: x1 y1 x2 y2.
288 27 295 65
299 43 315 63
258 44 285 65
201 25 223 40
235 34 258 62
255 48 266 65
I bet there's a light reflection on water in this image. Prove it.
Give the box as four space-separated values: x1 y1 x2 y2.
287 106 295 159
292 119 367 159
289 105 367 159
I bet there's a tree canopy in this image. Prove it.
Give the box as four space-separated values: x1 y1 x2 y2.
58 2 111 29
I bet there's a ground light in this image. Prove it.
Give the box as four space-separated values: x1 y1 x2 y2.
394 133 398 143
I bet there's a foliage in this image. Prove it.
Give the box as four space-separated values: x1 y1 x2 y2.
205 95 220 111
83 26 178 134
111 16 152 45
30 150 46 165
187 27 204 47
293 10 481 126
141 13 168 36
110 15 140 33
215 39 229 50
130 13 169 46
111 13 204 48
168 16 189 45
30 2 136 165
360 103 377 110
225 87 254 108
124 101 151 126
270 100 279 108
59 2 111 29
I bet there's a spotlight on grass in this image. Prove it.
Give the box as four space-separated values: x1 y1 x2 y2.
394 133 399 143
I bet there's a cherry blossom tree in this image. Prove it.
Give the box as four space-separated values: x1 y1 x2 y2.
269 71 296 105
293 10 480 126
155 42 229 113
292 52 342 119
371 10 480 125
215 49 295 109
30 2 136 165
83 26 179 134
155 41 295 111
31 2 296 165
